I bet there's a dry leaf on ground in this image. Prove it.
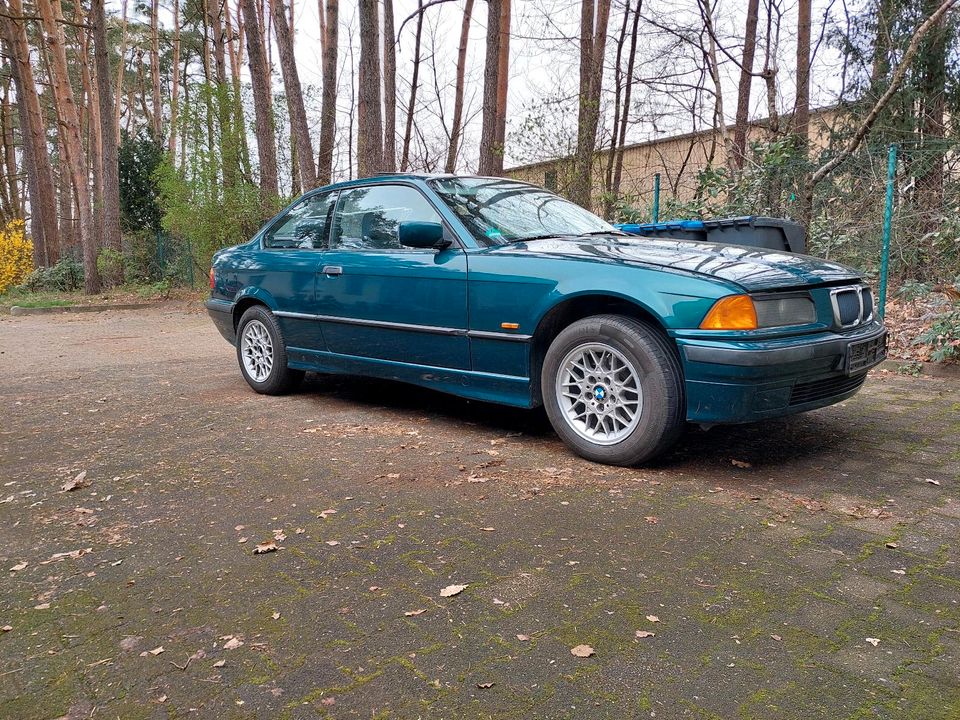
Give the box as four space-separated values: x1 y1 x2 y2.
223 637 243 650
865 637 880 647
570 644 595 657
440 584 467 598
318 508 337 519
61 471 90 492
2 625 12 632
253 540 278 554
516 634 530 641
731 459 752 469
213 659 226 668
404 609 427 617
644 516 658 524
325 540 340 546
635 630 655 639
476 682 495 689
9 561 27 572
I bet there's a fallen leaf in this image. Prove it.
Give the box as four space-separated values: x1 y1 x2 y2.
295 528 305 534
885 542 900 549
213 659 226 668
440 584 467 597
476 682 495 689
154 694 167 704
731 459 752 468
320 697 336 707
865 637 880 647
926 478 941 486
271 612 281 620
223 637 243 650
570 644 595 658
2 625 12 632
368 586 381 592
253 540 278 554
516 634 530 641
33 603 50 610
404 609 427 617
325 540 340 546
272 529 287 542
238 537 248 544
635 630 656 639
770 634 782 641
9 561 27 572
318 508 337 519
467 475 488 483
141 646 164 656
891 569 906 575
645 615 660 623
644 516 658 524
61 471 90 492
480 527 495 532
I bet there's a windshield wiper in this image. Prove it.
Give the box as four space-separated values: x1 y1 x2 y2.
509 233 576 243
581 229 628 237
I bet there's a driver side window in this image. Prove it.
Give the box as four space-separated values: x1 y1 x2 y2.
330 185 443 250
264 192 338 249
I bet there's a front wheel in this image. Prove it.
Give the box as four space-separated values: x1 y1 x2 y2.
541 315 685 466
236 306 304 395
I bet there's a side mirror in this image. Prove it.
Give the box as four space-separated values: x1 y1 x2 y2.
398 221 450 249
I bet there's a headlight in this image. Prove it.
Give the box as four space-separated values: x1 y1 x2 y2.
700 294 815 330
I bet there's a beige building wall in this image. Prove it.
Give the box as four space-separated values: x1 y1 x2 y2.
506 108 845 211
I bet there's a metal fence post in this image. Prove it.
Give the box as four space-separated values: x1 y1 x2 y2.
652 173 661 223
878 144 897 320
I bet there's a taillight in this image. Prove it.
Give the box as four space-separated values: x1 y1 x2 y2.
209 267 215 289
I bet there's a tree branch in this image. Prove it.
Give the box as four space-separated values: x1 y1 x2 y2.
396 0 458 42
810 0 958 186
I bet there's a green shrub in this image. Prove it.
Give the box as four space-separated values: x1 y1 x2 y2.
97 248 125 288
915 307 960 363
18 257 84 292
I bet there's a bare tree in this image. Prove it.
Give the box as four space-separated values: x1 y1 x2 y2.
317 0 338 184
400 0 423 171
731 0 760 169
478 0 503 175
1 0 58 262
36 0 100 291
568 0 611 208
445 0 474 173
358 0 384 176
169 0 182 160
494 0 509 155
150 0 162 137
272 0 317 189
382 0 397 171
91 0 121 251
241 0 279 196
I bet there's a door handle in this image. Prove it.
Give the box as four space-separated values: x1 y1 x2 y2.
321 265 342 276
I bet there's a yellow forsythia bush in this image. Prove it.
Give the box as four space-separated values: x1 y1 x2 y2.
0 219 34 294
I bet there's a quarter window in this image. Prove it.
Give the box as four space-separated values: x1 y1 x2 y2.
264 192 338 249
330 185 443 250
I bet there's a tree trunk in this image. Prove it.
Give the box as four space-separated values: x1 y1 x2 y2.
272 0 317 188
444 0 473 173
317 0 338 184
91 0 121 250
225 0 252 180
477 0 502 175
114 0 128 144
610 0 641 217
731 0 760 169
150 0 162 137
0 80 18 221
382 0 397 171
169 0 181 161
400 0 423 171
569 0 611 209
357 0 384 176
603 2 631 217
240 0 279 197
494 0 510 154
36 0 100 291
3 0 58 262
77 10 104 253
794 0 812 224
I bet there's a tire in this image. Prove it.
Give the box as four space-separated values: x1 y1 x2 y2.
541 314 685 466
236 305 304 395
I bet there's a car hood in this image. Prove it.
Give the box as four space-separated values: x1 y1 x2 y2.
489 235 861 291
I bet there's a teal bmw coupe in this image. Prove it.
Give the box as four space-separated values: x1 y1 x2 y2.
206 174 887 466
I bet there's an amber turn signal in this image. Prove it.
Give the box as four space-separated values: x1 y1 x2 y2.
209 267 215 290
700 295 758 330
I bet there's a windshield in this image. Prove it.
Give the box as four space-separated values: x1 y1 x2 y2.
428 177 617 246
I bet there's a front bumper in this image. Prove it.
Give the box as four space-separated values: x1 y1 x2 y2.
676 321 887 424
206 298 236 344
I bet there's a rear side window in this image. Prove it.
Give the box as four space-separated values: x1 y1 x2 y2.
264 192 338 249
330 185 443 250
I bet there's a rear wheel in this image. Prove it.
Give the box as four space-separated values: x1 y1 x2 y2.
541 314 684 465
236 306 304 395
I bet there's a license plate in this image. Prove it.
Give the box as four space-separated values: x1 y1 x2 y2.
846 332 887 374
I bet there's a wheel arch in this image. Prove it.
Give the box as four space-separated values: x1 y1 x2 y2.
528 294 676 406
232 288 278 331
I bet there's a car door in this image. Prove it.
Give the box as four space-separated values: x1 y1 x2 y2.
256 190 338 352
318 183 470 370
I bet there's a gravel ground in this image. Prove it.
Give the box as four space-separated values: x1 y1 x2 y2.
1 305 959 719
